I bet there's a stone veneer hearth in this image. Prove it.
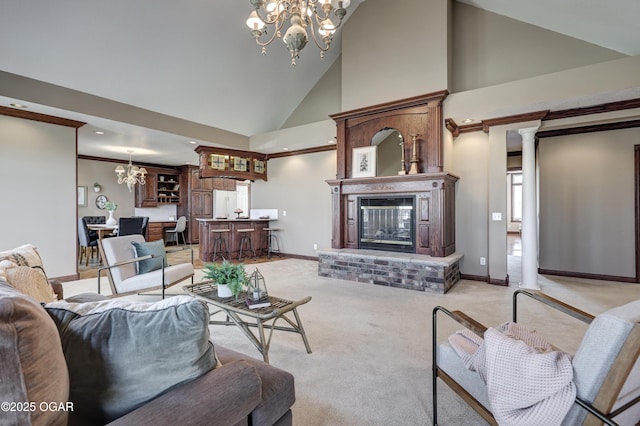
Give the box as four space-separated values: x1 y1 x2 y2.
318 249 463 294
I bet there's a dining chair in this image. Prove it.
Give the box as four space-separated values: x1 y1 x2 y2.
117 217 145 237
78 218 99 266
165 216 187 246
82 216 106 241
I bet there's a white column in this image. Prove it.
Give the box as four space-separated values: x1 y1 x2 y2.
518 127 540 290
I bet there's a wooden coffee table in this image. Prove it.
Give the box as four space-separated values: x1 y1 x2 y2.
183 281 312 363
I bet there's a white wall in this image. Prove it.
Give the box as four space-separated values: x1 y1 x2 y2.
0 115 77 278
251 151 336 258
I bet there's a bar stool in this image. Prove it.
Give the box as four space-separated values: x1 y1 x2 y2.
237 228 256 261
211 228 231 261
264 227 282 258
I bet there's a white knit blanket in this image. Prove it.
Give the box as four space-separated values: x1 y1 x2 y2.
448 323 576 426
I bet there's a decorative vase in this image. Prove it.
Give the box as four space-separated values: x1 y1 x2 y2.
217 283 232 298
106 210 117 226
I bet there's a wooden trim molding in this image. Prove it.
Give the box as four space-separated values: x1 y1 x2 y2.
538 268 637 284
77 154 180 171
459 122 484 134
0 105 85 128
460 273 489 283
445 118 459 137
445 97 640 137
536 119 640 139
481 110 549 133
267 144 336 159
330 90 449 122
545 98 640 121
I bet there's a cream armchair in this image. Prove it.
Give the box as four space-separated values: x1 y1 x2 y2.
98 235 194 298
432 289 640 425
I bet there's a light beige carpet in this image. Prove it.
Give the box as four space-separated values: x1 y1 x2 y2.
62 258 640 426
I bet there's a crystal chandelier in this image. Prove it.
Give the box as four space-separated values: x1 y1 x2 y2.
246 0 352 66
115 150 147 192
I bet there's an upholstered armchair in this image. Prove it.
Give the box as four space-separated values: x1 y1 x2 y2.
432 290 640 425
98 235 194 298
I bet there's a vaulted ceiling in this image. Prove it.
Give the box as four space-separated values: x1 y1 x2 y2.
1 0 638 166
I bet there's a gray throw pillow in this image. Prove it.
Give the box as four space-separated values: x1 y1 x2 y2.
45 296 216 425
131 239 168 274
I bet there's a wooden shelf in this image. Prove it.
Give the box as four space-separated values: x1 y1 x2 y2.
135 168 183 207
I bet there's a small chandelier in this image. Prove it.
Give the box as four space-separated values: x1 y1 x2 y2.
246 0 352 66
115 150 147 192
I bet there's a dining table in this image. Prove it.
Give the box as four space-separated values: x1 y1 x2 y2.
87 224 118 239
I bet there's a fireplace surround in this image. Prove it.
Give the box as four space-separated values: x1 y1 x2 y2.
322 91 462 293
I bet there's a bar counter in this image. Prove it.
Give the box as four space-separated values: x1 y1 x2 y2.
197 218 272 262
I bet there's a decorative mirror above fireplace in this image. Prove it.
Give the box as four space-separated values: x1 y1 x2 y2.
372 128 404 177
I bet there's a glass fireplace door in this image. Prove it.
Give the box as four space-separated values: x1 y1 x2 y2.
359 196 415 253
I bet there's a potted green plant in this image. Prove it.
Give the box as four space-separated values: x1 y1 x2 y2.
202 260 247 299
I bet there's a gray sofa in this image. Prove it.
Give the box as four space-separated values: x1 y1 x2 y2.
0 281 295 426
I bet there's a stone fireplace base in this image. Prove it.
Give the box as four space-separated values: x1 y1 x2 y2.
318 249 463 294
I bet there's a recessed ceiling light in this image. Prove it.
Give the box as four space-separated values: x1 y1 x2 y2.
95 131 105 135
283 148 289 151
10 103 27 109
328 140 335 144
462 118 474 124
189 140 197 144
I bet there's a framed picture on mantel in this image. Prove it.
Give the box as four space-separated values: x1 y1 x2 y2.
352 146 376 178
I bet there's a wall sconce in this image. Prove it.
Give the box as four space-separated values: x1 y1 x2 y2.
93 182 102 193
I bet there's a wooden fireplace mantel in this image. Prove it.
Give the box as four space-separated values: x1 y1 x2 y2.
330 90 448 179
326 173 458 257
327 91 457 258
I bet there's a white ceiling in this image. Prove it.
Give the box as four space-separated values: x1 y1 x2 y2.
1 0 639 166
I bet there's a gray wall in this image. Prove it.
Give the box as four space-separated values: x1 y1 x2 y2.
0 115 77 278
251 151 335 258
451 2 626 92
538 129 638 278
78 159 137 219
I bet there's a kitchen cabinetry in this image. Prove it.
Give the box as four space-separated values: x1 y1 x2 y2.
178 166 214 244
135 167 183 208
212 178 236 191
195 146 267 181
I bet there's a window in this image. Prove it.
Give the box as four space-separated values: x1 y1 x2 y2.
511 172 522 222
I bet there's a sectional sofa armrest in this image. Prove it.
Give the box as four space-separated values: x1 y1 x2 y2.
107 360 262 426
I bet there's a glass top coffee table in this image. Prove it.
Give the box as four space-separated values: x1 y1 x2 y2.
183 281 312 363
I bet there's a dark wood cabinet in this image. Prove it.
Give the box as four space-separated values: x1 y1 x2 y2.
135 167 183 207
212 178 236 191
179 166 214 244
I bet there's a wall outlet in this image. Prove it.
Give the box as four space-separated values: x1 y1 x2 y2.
480 257 486 266
283 210 287 217
492 212 502 221
313 243 318 250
